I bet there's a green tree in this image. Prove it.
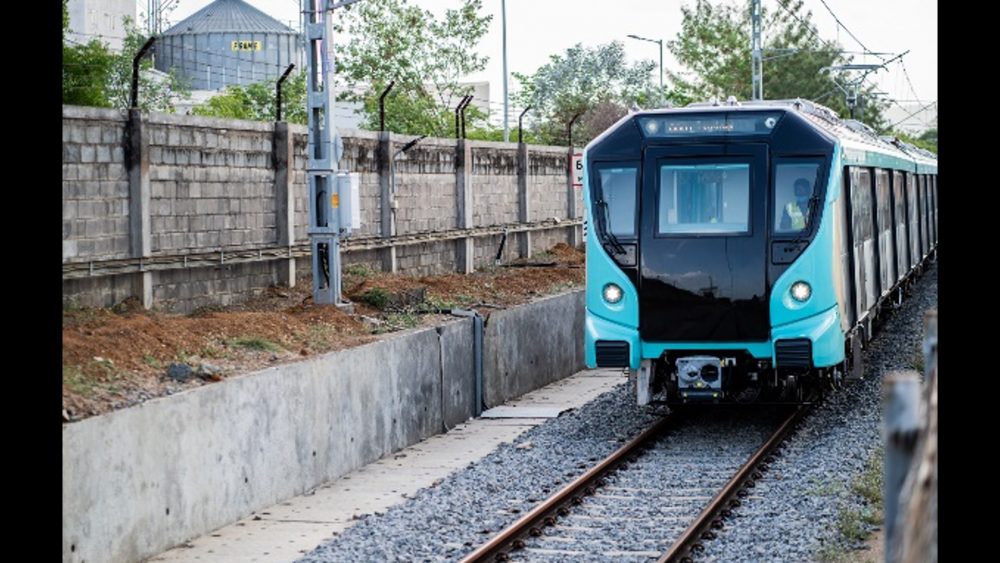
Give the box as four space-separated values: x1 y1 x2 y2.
62 7 190 112
107 17 190 112
333 0 492 136
669 0 886 128
918 128 938 153
513 41 658 146
63 0 114 107
193 73 308 124
891 128 937 154
64 38 116 107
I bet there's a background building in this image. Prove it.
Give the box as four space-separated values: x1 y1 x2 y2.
65 0 136 52
154 0 300 91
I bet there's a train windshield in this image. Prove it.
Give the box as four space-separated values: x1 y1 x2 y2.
657 163 750 235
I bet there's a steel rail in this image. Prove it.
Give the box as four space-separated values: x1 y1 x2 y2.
658 405 809 562
460 415 675 562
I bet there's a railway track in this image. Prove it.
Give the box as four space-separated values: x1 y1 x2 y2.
460 405 811 563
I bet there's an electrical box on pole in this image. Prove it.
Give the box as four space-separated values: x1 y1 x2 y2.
337 172 361 233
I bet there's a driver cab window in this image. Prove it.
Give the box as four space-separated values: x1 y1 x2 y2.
596 166 637 237
773 162 820 234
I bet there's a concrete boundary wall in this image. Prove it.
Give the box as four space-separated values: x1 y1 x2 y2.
62 290 585 563
63 106 583 312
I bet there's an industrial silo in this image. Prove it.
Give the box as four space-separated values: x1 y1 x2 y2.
155 0 299 91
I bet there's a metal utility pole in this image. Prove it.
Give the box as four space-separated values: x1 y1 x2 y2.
751 0 763 100
626 34 664 91
502 0 510 143
147 0 177 35
147 0 158 35
305 0 364 307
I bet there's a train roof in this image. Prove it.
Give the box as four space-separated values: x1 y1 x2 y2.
620 98 937 174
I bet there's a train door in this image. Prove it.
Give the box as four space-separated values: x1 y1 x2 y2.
847 167 876 322
922 175 931 256
638 143 769 342
892 170 908 284
875 169 894 298
931 174 938 246
907 173 920 272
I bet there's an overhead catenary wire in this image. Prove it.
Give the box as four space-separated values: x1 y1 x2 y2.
772 0 917 117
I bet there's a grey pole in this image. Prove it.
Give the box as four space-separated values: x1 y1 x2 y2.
658 39 663 90
751 0 762 100
627 34 664 99
883 370 921 561
305 0 365 307
502 0 509 143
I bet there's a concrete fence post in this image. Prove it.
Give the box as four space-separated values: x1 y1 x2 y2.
922 310 937 384
455 139 474 273
883 369 922 561
891 309 937 563
378 131 398 272
517 142 531 258
566 147 580 247
125 108 153 308
273 122 296 286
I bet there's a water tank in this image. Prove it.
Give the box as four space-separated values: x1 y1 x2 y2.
155 0 299 91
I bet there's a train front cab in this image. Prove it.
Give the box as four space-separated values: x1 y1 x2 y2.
584 107 847 404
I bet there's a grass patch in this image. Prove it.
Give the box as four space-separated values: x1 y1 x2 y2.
63 365 96 397
836 505 869 543
371 311 422 334
344 264 376 278
226 337 283 353
199 345 225 359
142 355 163 369
361 288 390 310
909 348 925 374
63 302 101 327
307 324 340 351
854 448 884 505
63 359 126 397
817 447 885 560
808 478 846 497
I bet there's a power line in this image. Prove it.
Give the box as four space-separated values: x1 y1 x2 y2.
898 61 923 106
881 100 937 133
772 0 907 117
816 0 876 56
812 0 929 109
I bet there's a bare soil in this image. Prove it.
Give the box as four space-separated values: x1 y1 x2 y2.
62 244 584 422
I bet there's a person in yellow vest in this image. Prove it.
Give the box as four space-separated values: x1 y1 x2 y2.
780 177 812 232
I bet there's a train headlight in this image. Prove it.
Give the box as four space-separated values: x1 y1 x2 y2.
790 281 812 302
603 283 623 304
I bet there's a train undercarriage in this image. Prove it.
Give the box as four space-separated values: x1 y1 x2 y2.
633 352 848 405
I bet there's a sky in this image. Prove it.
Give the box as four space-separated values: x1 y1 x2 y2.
153 0 937 126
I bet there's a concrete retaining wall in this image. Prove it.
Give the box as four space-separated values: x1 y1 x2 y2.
62 290 585 563
483 290 586 407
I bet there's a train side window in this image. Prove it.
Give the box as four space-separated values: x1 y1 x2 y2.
875 170 891 233
773 161 821 234
595 165 637 237
850 167 873 242
893 171 905 226
657 163 750 235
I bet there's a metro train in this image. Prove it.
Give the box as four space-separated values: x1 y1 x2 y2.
582 98 938 404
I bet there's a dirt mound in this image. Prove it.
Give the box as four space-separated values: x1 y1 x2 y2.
63 244 585 422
